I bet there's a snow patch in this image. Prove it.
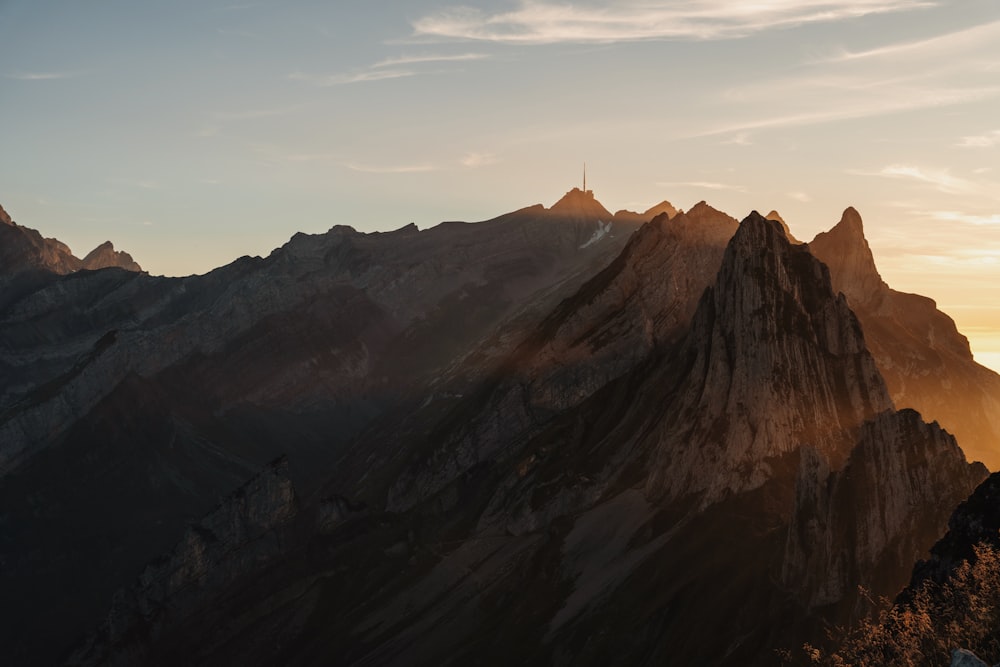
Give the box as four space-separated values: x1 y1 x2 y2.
579 220 612 249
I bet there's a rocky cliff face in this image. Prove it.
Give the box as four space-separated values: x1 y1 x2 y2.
378 202 738 513
810 208 1000 469
645 213 891 503
828 471 1000 665
784 409 986 610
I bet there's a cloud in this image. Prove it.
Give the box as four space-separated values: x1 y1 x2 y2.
413 1 934 44
345 162 437 174
461 152 498 167
656 180 747 192
372 53 488 68
958 130 1000 148
290 52 487 88
703 80 1000 136
5 71 73 80
922 211 1000 226
854 165 978 196
822 19 1000 64
699 17 1000 136
721 132 753 146
289 69 418 86
788 192 811 202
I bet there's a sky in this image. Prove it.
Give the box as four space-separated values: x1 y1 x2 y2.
2 0 999 370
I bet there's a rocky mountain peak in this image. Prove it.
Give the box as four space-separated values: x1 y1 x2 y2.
809 206 885 305
646 210 893 502
644 199 679 220
612 199 679 225
81 240 142 272
765 209 801 243
685 200 739 227
549 187 614 220
0 203 12 226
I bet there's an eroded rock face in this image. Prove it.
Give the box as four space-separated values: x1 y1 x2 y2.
783 409 987 609
645 213 892 503
381 203 738 512
810 208 1000 469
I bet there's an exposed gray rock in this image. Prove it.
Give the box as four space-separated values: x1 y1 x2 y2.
783 409 987 608
952 648 993 667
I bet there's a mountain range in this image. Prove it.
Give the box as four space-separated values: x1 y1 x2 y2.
1 189 997 665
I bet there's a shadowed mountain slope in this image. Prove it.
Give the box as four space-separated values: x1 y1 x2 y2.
0 191 644 664
68 212 983 667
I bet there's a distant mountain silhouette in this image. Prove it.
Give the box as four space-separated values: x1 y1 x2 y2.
0 203 142 284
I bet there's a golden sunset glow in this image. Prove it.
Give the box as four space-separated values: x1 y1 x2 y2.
2 1 998 370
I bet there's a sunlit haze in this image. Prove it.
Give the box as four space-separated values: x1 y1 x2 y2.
2 0 999 370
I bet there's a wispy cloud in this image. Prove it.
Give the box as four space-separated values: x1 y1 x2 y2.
290 51 487 87
656 180 747 192
821 19 1000 63
854 165 978 196
372 53 488 68
289 69 418 86
922 210 1000 226
461 152 498 168
345 162 437 174
109 177 162 190
700 16 1000 136
721 132 753 146
704 78 1000 136
5 71 74 80
413 1 934 44
197 107 298 139
958 130 1000 148
788 192 812 202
